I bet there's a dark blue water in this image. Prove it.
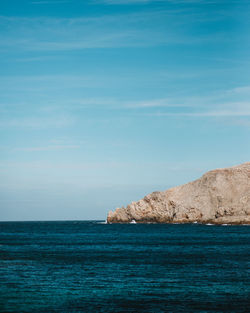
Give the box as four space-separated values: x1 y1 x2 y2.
0 221 249 312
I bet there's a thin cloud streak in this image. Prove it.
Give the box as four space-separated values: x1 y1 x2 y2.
123 98 192 108
98 0 218 4
31 1 70 4
0 8 231 52
15 145 80 151
229 85 250 94
144 109 250 117
0 116 74 128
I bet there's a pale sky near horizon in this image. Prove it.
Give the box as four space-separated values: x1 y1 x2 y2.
0 0 250 221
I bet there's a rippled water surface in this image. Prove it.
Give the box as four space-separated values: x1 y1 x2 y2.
0 221 249 312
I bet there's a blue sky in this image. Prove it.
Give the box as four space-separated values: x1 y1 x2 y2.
0 0 250 220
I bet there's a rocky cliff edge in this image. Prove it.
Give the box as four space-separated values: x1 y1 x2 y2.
107 162 250 224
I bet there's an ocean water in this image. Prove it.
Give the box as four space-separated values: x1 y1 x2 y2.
0 221 249 312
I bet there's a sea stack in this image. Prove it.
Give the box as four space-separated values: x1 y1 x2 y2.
107 162 250 224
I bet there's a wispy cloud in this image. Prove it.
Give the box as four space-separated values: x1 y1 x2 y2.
0 7 229 52
123 98 190 108
14 56 58 62
97 0 150 3
31 1 70 4
0 115 74 128
182 111 250 117
0 75 100 96
0 138 85 153
126 95 250 118
61 97 192 109
68 94 250 112
97 0 219 4
16 145 80 151
229 85 250 94
143 107 250 117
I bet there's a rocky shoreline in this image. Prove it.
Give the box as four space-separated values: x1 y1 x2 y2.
107 162 250 225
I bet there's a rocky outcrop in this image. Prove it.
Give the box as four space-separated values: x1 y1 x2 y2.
107 162 250 224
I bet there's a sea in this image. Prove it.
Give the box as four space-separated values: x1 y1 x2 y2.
0 221 249 313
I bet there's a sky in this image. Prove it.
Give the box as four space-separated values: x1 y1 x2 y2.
0 0 250 221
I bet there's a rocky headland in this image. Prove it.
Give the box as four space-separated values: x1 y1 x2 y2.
107 162 250 225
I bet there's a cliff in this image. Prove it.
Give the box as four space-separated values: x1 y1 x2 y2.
107 162 250 224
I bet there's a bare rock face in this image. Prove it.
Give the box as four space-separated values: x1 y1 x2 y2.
107 162 250 224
